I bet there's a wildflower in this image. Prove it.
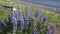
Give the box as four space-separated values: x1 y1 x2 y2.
46 25 50 34
12 17 17 29
14 9 19 19
24 6 29 29
36 7 39 18
33 27 38 34
12 7 18 34
20 14 24 30
0 21 7 27
25 6 29 20
12 8 17 29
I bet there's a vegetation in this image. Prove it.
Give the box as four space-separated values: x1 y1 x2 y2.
0 0 60 34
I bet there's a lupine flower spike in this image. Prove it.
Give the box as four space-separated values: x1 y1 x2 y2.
12 8 19 19
46 25 50 34
24 6 29 29
20 14 24 30
0 21 7 27
33 27 38 34
36 7 40 22
36 7 39 18
12 17 17 29
12 8 17 34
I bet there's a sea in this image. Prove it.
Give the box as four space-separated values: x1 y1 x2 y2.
20 0 60 8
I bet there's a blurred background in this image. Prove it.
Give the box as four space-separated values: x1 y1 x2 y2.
0 0 60 34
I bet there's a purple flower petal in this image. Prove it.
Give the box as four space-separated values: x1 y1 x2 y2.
20 14 24 29
0 22 7 27
46 25 50 34
33 27 38 34
24 6 29 28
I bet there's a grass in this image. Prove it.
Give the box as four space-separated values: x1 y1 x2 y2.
0 0 60 23
0 0 60 34
42 9 60 23
0 9 9 21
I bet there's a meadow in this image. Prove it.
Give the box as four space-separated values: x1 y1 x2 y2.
0 0 60 34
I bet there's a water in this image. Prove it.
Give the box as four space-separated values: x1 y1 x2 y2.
20 0 60 8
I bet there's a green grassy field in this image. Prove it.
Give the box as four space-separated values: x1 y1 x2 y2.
0 0 60 34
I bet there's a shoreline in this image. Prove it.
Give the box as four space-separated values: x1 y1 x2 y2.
19 1 60 14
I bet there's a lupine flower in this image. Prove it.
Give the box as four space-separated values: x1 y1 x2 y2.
24 6 29 28
33 27 38 34
0 21 7 27
25 6 29 20
12 17 17 29
36 7 39 18
46 25 50 34
12 17 17 34
12 8 20 19
14 9 19 19
14 11 19 19
53 25 57 34
20 14 24 30
12 8 19 19
12 8 17 29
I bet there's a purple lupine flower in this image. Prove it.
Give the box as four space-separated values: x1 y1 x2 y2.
24 6 29 28
12 8 19 19
46 25 50 34
36 7 39 18
12 8 20 20
14 9 19 19
20 14 24 30
12 17 17 34
25 6 29 20
53 25 57 34
12 17 17 29
0 21 7 27
33 27 38 34
12 8 17 29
